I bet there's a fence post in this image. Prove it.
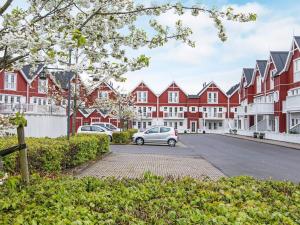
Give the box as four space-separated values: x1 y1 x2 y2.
17 126 29 184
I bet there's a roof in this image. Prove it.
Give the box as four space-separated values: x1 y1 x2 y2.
243 68 254 86
256 60 267 78
188 95 199 99
226 83 239 96
295 36 300 48
270 51 289 76
52 71 75 89
21 64 44 80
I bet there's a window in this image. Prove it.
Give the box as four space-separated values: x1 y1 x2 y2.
190 107 196 112
17 97 20 103
4 72 17 90
148 122 152 126
11 96 14 103
38 99 42 105
143 122 146 129
294 58 300 82
133 121 136 126
270 71 275 90
4 96 8 103
219 108 222 112
98 91 109 99
0 95 2 102
137 91 148 103
160 127 171 133
179 107 183 111
146 127 159 134
179 122 183 126
219 122 223 127
168 91 179 103
208 92 218 103
138 122 141 129
92 126 104 132
174 122 178 129
38 78 48 93
81 126 91 131
256 76 261 93
203 107 207 112
164 122 168 126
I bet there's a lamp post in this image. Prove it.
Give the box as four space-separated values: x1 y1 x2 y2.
67 49 72 140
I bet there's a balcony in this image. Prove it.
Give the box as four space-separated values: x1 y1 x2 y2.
135 112 153 119
0 104 66 115
237 106 248 116
203 112 225 120
248 103 274 115
163 112 184 119
285 95 300 112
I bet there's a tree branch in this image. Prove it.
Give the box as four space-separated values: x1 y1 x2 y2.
0 0 13 16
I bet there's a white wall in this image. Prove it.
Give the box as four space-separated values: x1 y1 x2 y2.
237 130 300 144
24 114 67 138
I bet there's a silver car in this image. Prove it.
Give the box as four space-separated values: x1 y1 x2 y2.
77 125 113 142
132 126 178 147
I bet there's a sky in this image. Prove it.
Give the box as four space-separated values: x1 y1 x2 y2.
10 0 300 94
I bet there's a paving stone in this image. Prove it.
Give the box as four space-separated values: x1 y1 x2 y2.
78 153 224 180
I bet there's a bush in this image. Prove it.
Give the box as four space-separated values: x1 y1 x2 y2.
0 134 110 173
127 128 138 139
0 175 299 224
112 131 130 144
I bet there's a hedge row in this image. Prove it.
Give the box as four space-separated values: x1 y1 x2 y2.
0 175 299 224
112 129 138 144
0 134 110 174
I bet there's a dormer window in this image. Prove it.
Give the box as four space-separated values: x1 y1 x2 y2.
256 76 261 94
294 58 300 82
168 91 179 103
38 78 48 93
99 91 109 99
137 91 148 103
4 72 17 90
208 92 218 104
270 69 275 90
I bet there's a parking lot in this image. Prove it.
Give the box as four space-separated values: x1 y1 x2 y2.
81 134 300 182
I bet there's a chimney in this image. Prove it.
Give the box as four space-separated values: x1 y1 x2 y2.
203 82 206 88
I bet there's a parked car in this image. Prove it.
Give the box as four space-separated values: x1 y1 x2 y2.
91 122 120 132
132 126 178 147
77 125 113 142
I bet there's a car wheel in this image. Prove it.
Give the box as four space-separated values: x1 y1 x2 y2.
168 139 176 147
136 137 144 145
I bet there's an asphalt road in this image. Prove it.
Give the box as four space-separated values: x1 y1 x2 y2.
112 134 300 182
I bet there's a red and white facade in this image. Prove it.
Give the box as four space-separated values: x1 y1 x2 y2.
2 36 300 135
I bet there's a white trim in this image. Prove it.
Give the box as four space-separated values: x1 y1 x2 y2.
4 72 17 91
279 37 300 75
198 81 228 98
158 81 188 97
168 91 179 103
129 81 158 98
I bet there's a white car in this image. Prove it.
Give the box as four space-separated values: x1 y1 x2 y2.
91 122 120 132
77 125 113 141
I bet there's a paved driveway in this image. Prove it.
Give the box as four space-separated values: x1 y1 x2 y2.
80 134 300 182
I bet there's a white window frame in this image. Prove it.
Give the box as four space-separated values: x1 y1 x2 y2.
270 69 275 90
137 91 148 103
207 92 218 104
294 58 300 82
98 91 109 100
4 72 17 91
256 76 261 94
38 78 48 94
168 91 179 103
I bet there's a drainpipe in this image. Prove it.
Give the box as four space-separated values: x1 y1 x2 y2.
26 83 30 111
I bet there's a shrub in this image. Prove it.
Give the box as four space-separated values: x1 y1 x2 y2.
0 134 110 173
127 128 138 139
112 131 130 144
0 175 299 224
67 135 100 167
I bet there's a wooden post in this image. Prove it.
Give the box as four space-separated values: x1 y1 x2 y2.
17 126 29 184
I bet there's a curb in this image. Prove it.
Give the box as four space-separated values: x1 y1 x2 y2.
65 151 113 176
221 133 300 151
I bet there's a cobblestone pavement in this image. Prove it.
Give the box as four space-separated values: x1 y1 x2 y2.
79 153 224 180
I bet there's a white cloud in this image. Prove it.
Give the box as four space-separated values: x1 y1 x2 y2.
122 1 300 93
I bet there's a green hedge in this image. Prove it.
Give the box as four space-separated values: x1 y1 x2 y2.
127 128 138 139
112 131 130 144
0 175 299 224
0 134 110 173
